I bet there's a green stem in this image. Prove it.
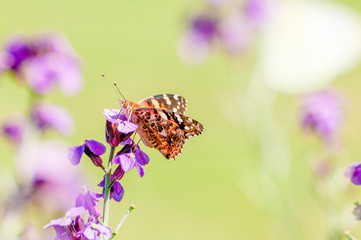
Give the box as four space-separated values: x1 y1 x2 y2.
110 204 136 239
102 146 116 228
344 231 356 240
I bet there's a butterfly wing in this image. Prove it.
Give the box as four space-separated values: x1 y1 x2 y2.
131 108 203 159
136 94 187 114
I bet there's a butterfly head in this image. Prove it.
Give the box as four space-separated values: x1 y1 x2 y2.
119 100 138 118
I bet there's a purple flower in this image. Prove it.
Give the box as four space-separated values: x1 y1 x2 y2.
14 139 83 210
44 206 86 229
178 6 262 62
31 101 74 135
76 187 101 217
244 0 269 27
68 140 106 167
1 116 24 146
179 14 217 63
0 32 83 95
218 13 254 54
0 36 35 73
98 176 125 202
112 139 149 178
104 109 138 147
44 207 85 239
300 89 344 144
77 222 112 240
344 162 361 185
191 16 218 43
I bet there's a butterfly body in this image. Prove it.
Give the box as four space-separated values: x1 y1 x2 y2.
121 94 203 159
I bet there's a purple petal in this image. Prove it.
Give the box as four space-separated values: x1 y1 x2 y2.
113 165 125 180
97 177 105 187
76 187 101 217
300 90 344 143
112 155 121 164
1 117 24 146
43 217 72 229
68 144 85 165
119 154 136 172
117 121 138 134
135 163 145 178
112 181 124 202
31 101 74 135
82 227 97 239
120 137 134 146
65 206 86 218
344 162 361 178
24 56 57 94
2 36 34 71
352 166 361 185
96 224 112 238
56 58 83 96
135 147 149 165
103 109 125 123
85 140 106 155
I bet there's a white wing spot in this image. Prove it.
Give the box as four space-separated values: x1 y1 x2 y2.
163 94 171 105
174 95 179 100
172 107 177 112
176 115 183 123
184 126 190 130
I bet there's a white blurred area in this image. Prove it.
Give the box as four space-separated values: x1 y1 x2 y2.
259 0 361 93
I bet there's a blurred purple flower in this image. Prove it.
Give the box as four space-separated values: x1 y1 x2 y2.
300 89 344 144
76 187 100 218
68 140 106 167
0 36 35 73
344 162 361 185
23 140 84 210
31 101 74 135
179 3 264 62
0 32 83 95
179 14 217 63
1 116 24 147
98 176 125 202
104 109 138 147
218 13 254 54
244 0 269 27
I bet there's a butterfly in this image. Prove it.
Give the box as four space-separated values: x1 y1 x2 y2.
120 94 203 159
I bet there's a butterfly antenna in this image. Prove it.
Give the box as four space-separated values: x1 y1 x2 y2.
113 82 127 101
101 73 127 101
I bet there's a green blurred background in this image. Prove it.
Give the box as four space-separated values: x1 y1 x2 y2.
1 0 361 239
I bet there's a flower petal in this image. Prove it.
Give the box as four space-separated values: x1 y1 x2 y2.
85 140 106 155
96 224 113 238
65 206 86 218
43 217 72 228
112 181 125 202
344 162 361 178
135 147 149 165
135 163 145 177
68 144 85 165
119 154 136 172
117 121 138 134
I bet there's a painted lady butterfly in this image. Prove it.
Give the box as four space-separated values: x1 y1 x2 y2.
121 94 203 159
